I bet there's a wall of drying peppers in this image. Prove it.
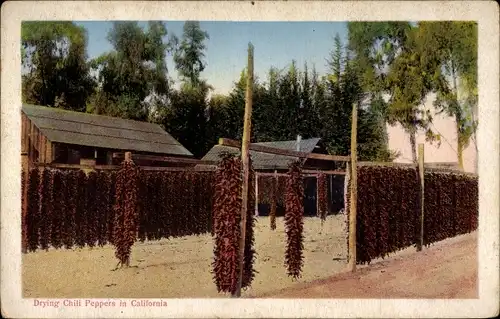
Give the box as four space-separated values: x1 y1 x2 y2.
350 166 479 265
22 166 215 253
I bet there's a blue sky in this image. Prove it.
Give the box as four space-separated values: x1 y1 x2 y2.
75 21 348 94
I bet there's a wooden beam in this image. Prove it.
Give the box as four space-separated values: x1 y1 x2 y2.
29 120 34 162
40 135 46 163
256 170 345 178
358 161 418 168
417 144 425 252
234 43 254 298
219 137 309 158
36 163 119 170
348 103 358 272
21 113 27 153
257 172 289 177
307 152 351 162
141 166 216 172
358 160 475 176
35 162 216 172
21 154 29 253
47 141 54 163
302 169 346 175
113 152 217 166
218 138 350 162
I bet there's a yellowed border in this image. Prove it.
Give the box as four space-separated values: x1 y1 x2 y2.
1 1 499 318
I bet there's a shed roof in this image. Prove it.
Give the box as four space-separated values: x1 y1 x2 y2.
22 104 193 156
201 138 321 170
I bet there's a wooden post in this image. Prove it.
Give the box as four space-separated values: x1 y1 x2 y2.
234 43 254 298
344 161 350 260
125 151 132 162
273 169 278 213
348 103 358 272
255 174 259 217
316 176 319 217
417 143 425 252
344 162 350 214
21 152 29 253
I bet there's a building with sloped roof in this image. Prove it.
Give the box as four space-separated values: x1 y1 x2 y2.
201 137 336 171
201 136 346 216
21 104 193 167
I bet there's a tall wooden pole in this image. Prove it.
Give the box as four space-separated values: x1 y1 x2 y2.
21 153 29 253
255 174 259 216
348 103 358 272
234 43 254 298
417 143 425 252
344 161 350 259
316 176 320 217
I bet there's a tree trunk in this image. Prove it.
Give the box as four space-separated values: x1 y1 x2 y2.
473 136 478 174
458 144 464 170
456 116 465 171
409 131 417 164
451 59 465 171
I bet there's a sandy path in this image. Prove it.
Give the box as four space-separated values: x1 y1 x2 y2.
23 214 477 299
23 215 348 298
259 232 478 299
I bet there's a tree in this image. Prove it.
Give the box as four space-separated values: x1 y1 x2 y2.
321 34 395 161
22 22 96 111
164 81 213 157
385 43 439 162
258 67 283 141
274 61 302 140
89 21 176 121
145 21 177 121
174 21 210 87
300 63 318 138
417 21 478 170
206 94 231 145
348 22 438 163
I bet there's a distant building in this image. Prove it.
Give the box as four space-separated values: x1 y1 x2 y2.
201 136 346 216
201 137 335 171
387 94 477 174
21 104 193 169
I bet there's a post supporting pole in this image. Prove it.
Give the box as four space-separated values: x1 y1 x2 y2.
348 103 358 272
233 43 254 298
21 153 29 253
417 143 425 252
255 173 259 217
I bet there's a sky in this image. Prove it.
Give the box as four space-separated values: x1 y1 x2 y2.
75 21 348 95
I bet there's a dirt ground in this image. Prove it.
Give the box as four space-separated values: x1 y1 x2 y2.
261 231 478 299
23 214 477 298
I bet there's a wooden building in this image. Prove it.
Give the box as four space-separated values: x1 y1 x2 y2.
201 136 338 171
21 104 194 170
201 136 346 216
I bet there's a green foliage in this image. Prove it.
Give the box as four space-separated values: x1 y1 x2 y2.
22 21 96 111
206 37 393 162
162 81 212 158
89 21 175 121
174 21 210 87
347 21 477 165
416 22 478 168
21 20 476 167
348 22 440 162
